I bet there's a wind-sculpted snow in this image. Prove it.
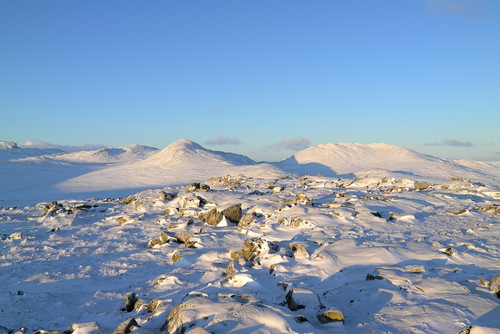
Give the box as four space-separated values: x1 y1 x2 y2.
0 174 499 333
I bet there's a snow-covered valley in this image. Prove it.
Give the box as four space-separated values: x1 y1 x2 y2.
0 140 499 333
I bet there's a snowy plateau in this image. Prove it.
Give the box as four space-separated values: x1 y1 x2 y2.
0 139 499 334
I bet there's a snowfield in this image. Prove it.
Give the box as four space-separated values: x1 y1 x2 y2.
0 140 499 334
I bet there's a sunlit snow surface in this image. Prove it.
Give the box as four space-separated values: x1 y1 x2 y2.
0 140 499 333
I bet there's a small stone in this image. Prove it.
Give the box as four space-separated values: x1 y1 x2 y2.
295 315 309 323
146 299 162 313
445 209 468 215
158 191 177 201
117 217 128 225
414 182 430 191
112 318 139 334
224 261 237 276
489 273 500 297
317 307 345 324
238 212 256 228
172 250 182 263
289 243 309 258
366 273 384 280
8 232 23 240
443 248 454 256
125 293 138 312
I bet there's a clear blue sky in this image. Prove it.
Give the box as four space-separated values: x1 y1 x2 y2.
1 0 499 161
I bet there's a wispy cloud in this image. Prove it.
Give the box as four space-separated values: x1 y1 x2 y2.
494 151 500 155
425 139 474 147
212 109 225 113
204 136 242 146
22 140 107 153
272 138 311 151
426 0 488 20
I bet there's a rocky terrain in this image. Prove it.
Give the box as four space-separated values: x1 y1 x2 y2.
1 171 499 333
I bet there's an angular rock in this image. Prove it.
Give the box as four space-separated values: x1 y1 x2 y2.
175 233 196 248
8 232 23 240
221 204 242 224
43 201 64 216
289 243 309 258
414 182 430 191
317 307 344 324
201 204 242 226
238 212 256 228
158 191 177 201
479 205 498 214
201 208 224 226
186 183 210 192
125 292 138 312
489 273 500 297
112 318 139 334
172 250 182 263
146 299 162 314
443 247 454 256
240 238 267 262
224 261 237 277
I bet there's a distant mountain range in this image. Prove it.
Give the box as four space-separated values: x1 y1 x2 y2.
1 139 498 206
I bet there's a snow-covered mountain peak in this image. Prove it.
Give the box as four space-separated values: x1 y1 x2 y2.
0 140 20 150
144 139 255 166
288 142 429 164
278 142 477 181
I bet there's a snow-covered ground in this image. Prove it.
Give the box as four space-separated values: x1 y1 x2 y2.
0 140 499 333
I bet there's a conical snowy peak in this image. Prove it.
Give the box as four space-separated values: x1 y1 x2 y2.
143 139 255 166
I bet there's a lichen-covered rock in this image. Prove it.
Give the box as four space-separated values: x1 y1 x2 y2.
489 273 500 296
172 250 182 263
285 288 322 311
43 201 65 216
289 243 309 258
158 191 177 201
414 182 430 191
238 212 256 228
479 205 498 214
317 307 344 324
186 183 210 192
146 299 162 314
443 247 454 256
201 204 242 226
112 318 139 334
124 292 138 312
240 238 268 262
201 208 224 226
224 261 237 277
445 208 468 215
175 233 197 248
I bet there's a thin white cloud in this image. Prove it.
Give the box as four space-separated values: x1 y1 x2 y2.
272 138 311 151
212 109 225 113
426 0 488 20
22 140 107 153
204 136 242 146
425 139 474 147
